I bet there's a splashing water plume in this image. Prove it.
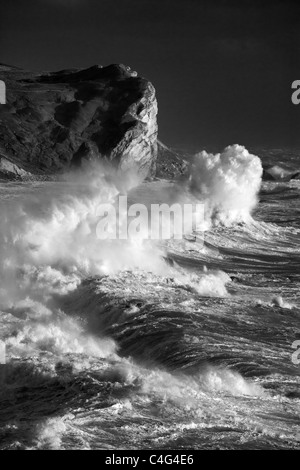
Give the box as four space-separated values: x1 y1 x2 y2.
189 144 263 226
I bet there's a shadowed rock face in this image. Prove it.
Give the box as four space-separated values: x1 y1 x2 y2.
0 63 158 179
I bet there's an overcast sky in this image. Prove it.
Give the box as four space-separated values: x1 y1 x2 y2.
0 0 299 150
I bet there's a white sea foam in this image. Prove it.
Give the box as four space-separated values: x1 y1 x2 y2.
5 300 117 359
121 361 263 405
34 417 67 450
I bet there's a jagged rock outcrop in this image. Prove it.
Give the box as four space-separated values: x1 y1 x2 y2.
155 140 188 179
0 154 32 180
0 63 158 179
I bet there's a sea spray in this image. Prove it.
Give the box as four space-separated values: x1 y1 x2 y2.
0 161 166 306
188 144 263 226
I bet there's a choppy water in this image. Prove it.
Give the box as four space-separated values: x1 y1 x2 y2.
0 146 299 450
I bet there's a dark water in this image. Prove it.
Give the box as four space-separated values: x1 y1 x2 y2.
0 148 299 450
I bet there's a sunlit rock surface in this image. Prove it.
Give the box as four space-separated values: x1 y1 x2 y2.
0 63 158 179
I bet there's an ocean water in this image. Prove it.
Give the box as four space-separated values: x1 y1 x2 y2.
0 145 299 450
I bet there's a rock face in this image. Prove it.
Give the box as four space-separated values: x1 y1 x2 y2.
0 154 32 180
155 140 188 179
0 63 158 179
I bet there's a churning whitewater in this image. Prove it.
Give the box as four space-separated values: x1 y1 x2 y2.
0 144 299 450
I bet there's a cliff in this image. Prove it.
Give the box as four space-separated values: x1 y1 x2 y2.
0 63 158 179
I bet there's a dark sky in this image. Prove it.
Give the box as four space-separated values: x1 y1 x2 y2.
0 0 299 150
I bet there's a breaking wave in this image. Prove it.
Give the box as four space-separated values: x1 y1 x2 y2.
1 144 299 450
189 144 263 226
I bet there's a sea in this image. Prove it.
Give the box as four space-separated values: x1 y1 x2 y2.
0 144 299 450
